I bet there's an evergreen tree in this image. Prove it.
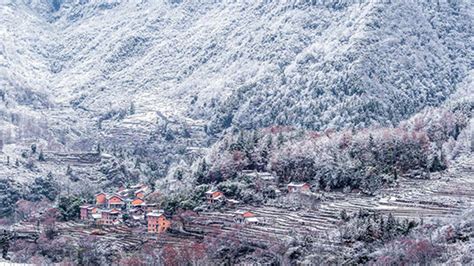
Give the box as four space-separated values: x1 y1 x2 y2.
385 213 397 238
66 165 73 176
57 196 83 221
38 150 45 161
340 209 349 221
30 144 37 154
194 159 209 184
129 101 136 115
277 132 285 147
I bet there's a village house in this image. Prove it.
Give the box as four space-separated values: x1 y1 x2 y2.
131 184 149 197
107 194 126 209
100 209 122 225
95 192 108 207
243 171 276 182
234 210 255 223
244 216 261 225
91 212 102 224
134 188 148 199
131 198 145 208
117 188 132 198
80 205 89 220
130 183 147 190
130 207 146 222
226 199 240 207
147 210 171 233
205 189 224 203
80 205 98 220
146 203 158 212
287 182 310 193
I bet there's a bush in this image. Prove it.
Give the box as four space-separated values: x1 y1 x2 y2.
57 196 83 221
27 174 60 202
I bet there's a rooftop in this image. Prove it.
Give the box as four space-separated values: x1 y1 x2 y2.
147 210 165 217
288 182 308 187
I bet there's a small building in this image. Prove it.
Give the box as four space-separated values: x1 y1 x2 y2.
287 182 310 193
131 198 145 207
130 183 147 190
81 205 99 220
244 216 261 225
101 209 122 225
234 210 255 223
147 210 171 233
205 189 224 203
117 188 132 198
95 193 108 207
107 194 126 209
134 188 150 199
80 205 90 220
146 203 158 212
226 199 240 207
91 212 102 224
244 171 276 182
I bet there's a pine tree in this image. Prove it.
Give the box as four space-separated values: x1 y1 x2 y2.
277 132 285 147
66 165 73 176
385 213 397 238
129 101 136 115
340 209 349 221
379 217 385 239
31 144 37 154
38 150 45 161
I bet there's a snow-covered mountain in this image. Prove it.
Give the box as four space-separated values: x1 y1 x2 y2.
0 0 472 152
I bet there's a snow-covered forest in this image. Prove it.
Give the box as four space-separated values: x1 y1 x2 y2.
0 0 473 265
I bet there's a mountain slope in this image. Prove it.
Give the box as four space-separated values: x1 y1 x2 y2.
0 0 472 167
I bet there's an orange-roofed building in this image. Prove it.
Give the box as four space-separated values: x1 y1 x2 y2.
107 194 125 209
242 211 255 218
135 190 146 199
134 185 150 199
205 189 224 203
147 211 171 233
95 193 107 207
234 210 255 223
131 198 145 207
287 183 310 193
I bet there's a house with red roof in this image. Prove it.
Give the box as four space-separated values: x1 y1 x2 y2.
205 189 224 203
287 182 310 193
107 194 126 209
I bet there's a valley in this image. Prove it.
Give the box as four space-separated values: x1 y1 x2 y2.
3 155 472 264
0 0 472 264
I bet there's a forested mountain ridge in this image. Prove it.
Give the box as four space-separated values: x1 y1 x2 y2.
0 0 472 187
0 1 473 265
1 1 472 144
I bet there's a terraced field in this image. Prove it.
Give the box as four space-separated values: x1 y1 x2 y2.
193 155 473 253
7 156 472 260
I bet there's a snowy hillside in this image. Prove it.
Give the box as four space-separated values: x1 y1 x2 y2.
0 0 472 155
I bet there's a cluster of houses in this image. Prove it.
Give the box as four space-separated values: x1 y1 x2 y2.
78 175 311 235
79 184 171 234
205 176 311 225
